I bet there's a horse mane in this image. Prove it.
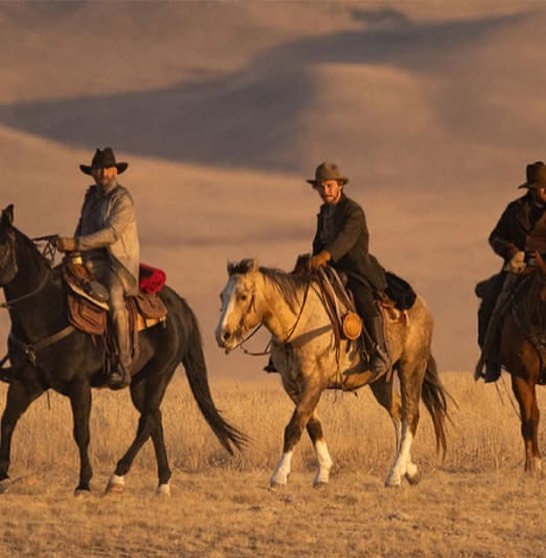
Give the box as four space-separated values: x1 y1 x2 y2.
228 258 310 314
12 226 52 270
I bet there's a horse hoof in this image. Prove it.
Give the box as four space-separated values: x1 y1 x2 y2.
269 481 286 491
405 471 421 486
156 484 171 497
384 475 402 488
74 488 91 498
313 481 329 489
105 474 125 495
0 478 11 494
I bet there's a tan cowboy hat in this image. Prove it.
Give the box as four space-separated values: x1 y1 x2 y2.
518 161 546 189
306 162 349 186
80 147 128 175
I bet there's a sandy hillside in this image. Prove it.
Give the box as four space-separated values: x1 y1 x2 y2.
1 1 546 378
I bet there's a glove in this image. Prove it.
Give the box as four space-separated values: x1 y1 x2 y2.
55 237 78 253
307 250 331 271
504 250 526 273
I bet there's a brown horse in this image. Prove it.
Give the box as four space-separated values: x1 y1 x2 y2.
500 252 546 474
215 259 449 488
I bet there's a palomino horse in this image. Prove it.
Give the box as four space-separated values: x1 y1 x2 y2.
0 205 246 495
216 259 449 488
499 252 546 474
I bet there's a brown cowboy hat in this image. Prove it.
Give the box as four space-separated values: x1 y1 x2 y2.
518 161 546 189
306 162 349 186
79 147 128 175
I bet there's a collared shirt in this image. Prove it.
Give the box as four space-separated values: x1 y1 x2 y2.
316 204 337 250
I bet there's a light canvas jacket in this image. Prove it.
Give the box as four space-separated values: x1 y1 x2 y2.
75 183 140 295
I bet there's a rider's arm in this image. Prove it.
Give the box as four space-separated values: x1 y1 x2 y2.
326 202 368 263
76 189 135 251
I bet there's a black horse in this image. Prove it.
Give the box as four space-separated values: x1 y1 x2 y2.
0 205 246 495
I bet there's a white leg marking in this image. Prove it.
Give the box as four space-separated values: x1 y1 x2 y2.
270 451 293 487
105 473 126 494
156 483 171 497
385 427 414 487
313 440 333 486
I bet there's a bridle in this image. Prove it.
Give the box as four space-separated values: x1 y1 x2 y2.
0 235 73 370
228 277 311 357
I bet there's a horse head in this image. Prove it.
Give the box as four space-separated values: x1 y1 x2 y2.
216 258 262 351
0 204 18 285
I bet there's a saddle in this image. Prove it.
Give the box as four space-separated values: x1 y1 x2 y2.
63 260 167 336
317 268 414 341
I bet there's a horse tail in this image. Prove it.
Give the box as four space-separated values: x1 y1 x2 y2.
421 354 450 459
174 292 248 455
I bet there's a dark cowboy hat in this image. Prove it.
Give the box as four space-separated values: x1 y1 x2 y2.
306 162 349 186
518 161 546 189
79 147 128 175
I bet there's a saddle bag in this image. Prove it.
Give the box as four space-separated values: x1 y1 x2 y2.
385 271 417 310
67 294 107 335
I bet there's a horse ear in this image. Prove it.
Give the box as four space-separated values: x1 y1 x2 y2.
1 204 14 228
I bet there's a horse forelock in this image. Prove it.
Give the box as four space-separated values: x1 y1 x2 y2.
228 258 258 276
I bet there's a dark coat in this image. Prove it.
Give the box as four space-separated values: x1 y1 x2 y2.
489 193 546 261
312 193 387 292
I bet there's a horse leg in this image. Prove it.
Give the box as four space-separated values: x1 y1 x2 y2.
68 379 93 493
369 374 402 450
106 370 172 495
306 410 333 488
270 384 323 488
384 360 423 488
0 378 44 493
511 375 542 474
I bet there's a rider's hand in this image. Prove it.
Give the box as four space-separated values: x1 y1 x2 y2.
307 250 331 271
505 250 526 273
55 237 78 253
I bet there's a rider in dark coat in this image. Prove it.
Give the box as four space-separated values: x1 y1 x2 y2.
306 162 390 377
476 161 546 382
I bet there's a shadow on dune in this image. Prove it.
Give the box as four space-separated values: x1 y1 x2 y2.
0 9 526 173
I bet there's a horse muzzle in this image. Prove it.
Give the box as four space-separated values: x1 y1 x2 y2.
215 326 238 352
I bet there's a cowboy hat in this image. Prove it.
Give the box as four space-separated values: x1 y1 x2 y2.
306 162 349 186
518 161 546 189
79 147 128 175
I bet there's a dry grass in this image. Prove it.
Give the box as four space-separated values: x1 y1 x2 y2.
0 372 545 557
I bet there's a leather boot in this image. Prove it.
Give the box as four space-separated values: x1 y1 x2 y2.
108 307 132 389
368 315 391 378
474 273 518 382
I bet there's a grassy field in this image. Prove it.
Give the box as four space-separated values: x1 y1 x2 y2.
0 371 544 557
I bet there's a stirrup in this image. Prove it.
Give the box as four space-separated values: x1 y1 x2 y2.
107 368 130 390
370 348 391 378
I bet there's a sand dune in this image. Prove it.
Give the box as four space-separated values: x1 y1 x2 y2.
1 2 546 378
